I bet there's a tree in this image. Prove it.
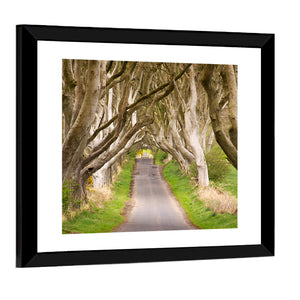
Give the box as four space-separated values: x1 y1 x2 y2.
202 64 238 169
62 60 191 200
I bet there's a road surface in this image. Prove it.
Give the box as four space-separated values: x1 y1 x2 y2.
116 158 196 232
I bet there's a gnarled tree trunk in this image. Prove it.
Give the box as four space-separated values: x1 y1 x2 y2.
184 66 209 186
62 60 101 182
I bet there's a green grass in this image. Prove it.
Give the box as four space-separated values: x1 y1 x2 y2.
154 149 167 165
62 154 135 234
222 165 238 197
211 165 238 197
163 160 237 229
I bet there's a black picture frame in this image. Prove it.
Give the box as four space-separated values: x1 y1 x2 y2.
16 24 274 268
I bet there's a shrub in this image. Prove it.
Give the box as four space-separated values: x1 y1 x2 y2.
189 161 198 179
154 149 167 164
87 176 93 186
128 150 136 158
62 180 81 215
205 144 230 182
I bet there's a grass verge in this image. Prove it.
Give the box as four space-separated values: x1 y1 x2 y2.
62 155 135 234
221 165 238 197
163 160 237 229
154 149 168 165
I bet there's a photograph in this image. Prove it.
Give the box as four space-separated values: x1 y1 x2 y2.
62 59 238 234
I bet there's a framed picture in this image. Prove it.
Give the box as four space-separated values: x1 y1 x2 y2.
16 25 274 267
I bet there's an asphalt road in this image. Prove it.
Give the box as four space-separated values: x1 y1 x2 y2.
116 158 196 232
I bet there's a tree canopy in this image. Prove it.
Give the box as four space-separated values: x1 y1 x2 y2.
62 59 237 200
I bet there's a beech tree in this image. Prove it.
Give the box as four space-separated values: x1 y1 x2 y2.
149 64 211 186
202 64 238 168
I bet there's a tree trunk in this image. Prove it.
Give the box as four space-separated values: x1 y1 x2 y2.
222 65 238 149
71 60 86 127
202 65 238 169
62 59 76 140
184 66 209 186
206 130 214 153
62 60 101 182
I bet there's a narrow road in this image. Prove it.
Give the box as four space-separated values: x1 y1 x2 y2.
116 158 196 232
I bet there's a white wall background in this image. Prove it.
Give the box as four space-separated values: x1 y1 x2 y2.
0 1 298 299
